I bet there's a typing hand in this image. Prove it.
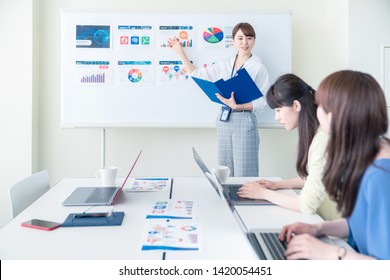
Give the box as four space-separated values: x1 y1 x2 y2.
284 234 336 260
256 179 278 190
279 222 320 243
236 181 267 199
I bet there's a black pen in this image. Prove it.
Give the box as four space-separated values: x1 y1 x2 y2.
73 213 109 218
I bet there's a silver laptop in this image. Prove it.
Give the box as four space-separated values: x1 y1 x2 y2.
192 148 224 196
62 150 142 206
247 229 288 260
192 147 272 207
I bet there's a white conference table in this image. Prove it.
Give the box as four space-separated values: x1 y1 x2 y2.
1 176 348 260
0 176 258 260
0 177 169 260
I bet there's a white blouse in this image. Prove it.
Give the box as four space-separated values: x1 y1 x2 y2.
191 54 270 112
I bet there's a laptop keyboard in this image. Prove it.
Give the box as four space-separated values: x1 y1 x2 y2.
260 232 288 260
86 187 117 203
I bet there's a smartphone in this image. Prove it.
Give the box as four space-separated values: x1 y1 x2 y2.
21 219 61 231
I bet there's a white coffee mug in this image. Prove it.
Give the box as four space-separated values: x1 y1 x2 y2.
212 166 230 184
95 166 117 186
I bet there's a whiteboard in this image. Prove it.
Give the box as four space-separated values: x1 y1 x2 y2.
382 45 390 107
61 12 291 128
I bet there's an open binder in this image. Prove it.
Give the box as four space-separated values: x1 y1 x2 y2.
191 68 263 105
61 212 125 227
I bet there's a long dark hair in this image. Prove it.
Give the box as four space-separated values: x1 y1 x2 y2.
267 74 318 178
316 70 389 216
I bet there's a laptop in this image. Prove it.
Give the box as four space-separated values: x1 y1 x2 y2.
247 228 353 260
192 147 272 206
62 150 142 206
192 147 225 198
247 229 288 260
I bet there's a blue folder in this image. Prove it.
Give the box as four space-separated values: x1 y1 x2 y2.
191 68 263 105
61 212 125 227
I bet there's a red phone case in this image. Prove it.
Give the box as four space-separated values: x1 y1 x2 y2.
21 220 61 231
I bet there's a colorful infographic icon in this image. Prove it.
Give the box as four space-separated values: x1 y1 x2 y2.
181 225 197 231
162 65 169 73
203 27 224 43
128 68 142 83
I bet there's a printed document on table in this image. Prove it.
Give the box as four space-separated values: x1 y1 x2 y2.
140 220 202 251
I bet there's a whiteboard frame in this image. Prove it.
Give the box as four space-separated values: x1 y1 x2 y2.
381 44 390 108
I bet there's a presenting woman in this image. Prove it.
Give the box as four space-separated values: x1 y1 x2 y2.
168 22 270 177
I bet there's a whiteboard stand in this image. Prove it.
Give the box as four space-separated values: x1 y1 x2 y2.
101 128 106 168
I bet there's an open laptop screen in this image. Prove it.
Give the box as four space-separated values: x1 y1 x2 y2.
192 147 225 198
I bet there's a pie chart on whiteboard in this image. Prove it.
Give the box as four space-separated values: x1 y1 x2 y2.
203 27 224 44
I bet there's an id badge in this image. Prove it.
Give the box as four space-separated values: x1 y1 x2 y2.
220 106 231 122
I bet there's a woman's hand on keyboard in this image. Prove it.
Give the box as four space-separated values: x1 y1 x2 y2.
279 222 321 243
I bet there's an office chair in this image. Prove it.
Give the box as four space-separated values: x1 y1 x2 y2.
9 170 50 218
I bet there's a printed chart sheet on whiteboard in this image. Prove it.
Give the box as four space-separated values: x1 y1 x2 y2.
61 12 291 128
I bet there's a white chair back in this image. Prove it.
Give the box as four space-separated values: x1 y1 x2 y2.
9 170 50 218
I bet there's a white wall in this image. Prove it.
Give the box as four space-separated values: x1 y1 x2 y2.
0 0 352 226
349 0 390 81
0 0 34 226
349 0 390 136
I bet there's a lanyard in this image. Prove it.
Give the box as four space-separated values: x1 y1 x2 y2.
230 54 252 78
